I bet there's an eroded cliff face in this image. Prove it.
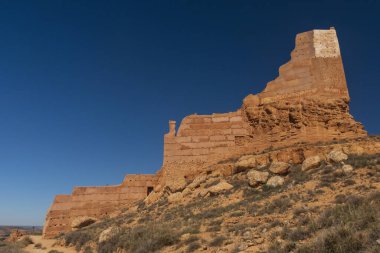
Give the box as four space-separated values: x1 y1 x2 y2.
43 28 367 238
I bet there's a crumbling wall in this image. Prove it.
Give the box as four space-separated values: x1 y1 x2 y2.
43 175 157 238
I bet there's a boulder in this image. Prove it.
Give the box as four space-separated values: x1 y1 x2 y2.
328 150 348 163
269 162 290 174
235 155 256 169
167 177 187 192
187 174 207 190
208 181 233 194
247 169 269 187
266 176 285 187
182 187 192 197
343 145 364 155
144 191 162 205
71 217 97 230
99 226 121 243
342 164 354 174
168 192 183 203
302 156 321 171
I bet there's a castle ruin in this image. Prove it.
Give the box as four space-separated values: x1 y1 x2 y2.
43 28 367 238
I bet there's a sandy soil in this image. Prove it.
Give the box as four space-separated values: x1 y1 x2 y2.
24 235 76 253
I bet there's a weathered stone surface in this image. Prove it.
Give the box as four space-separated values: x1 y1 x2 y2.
144 191 162 205
328 150 348 163
302 156 322 171
342 164 354 173
99 226 121 243
71 217 97 230
208 181 233 194
168 192 183 203
235 155 256 169
167 177 187 193
266 176 285 187
247 170 269 187
269 162 290 175
188 174 207 190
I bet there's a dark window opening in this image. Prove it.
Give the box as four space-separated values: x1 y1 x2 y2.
147 186 154 196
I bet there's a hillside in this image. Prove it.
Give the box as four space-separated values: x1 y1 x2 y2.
51 137 380 253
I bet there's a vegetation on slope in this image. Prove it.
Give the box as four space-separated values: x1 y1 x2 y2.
61 152 380 253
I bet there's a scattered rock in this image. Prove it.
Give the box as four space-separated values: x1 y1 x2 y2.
269 162 290 174
208 181 233 194
167 177 187 192
182 187 192 196
247 169 269 187
99 226 121 243
235 155 256 169
144 191 162 205
328 150 348 163
342 164 354 173
168 192 183 203
180 233 191 241
188 174 207 190
71 216 97 230
238 243 248 251
254 237 264 244
376 239 380 245
302 156 321 171
266 176 285 187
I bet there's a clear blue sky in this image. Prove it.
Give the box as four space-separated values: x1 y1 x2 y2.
0 0 379 226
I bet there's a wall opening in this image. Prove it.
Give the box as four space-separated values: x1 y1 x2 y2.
147 186 154 196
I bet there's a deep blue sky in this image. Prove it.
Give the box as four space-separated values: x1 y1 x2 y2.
0 0 379 226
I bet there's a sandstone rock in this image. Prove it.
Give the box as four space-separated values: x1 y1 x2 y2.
328 150 348 163
167 177 187 193
99 226 121 243
302 156 322 171
180 233 191 241
236 155 256 169
247 169 269 187
266 176 285 187
208 181 233 194
168 192 183 203
71 217 97 230
182 187 192 197
144 191 162 205
342 164 354 173
343 145 364 155
187 174 207 190
269 162 290 174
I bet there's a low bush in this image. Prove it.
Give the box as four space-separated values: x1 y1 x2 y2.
98 223 179 253
209 235 226 247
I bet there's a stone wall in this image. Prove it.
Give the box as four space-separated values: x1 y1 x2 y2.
43 175 157 238
43 28 368 238
159 28 366 186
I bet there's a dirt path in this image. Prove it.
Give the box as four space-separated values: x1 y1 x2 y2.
24 235 76 253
